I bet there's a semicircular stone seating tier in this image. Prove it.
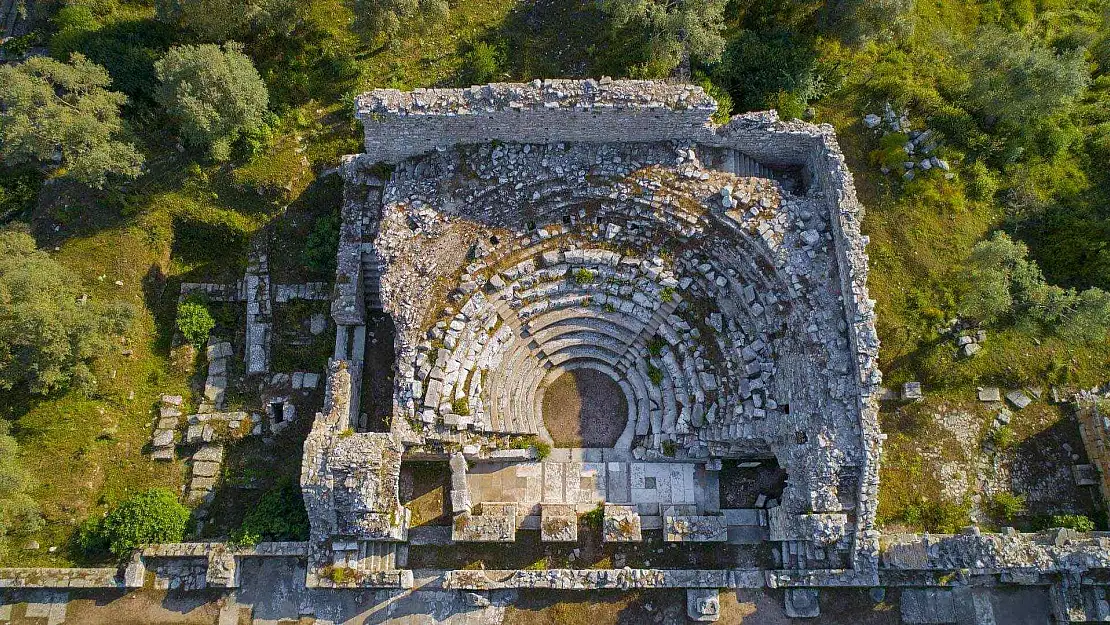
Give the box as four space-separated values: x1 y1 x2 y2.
386 142 825 456
410 226 792 454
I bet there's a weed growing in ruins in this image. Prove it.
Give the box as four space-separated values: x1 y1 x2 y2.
661 440 677 457
659 286 675 303
1047 514 1096 532
452 397 471 416
582 502 604 528
574 268 596 284
648 337 666 357
604 303 617 313
647 364 663 386
989 492 1027 523
231 478 309 545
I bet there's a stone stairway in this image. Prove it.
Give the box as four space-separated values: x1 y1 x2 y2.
361 246 383 311
356 541 407 572
722 149 775 180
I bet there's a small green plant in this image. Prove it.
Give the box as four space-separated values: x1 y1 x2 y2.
659 286 675 303
533 441 552 460
574 268 596 284
647 337 666 357
1048 514 1095 532
338 427 355 438
452 397 470 416
647 364 664 386
661 440 677 457
230 478 309 545
988 425 1016 451
582 502 604 527
604 303 617 313
176 298 215 347
990 492 1027 522
329 565 350 584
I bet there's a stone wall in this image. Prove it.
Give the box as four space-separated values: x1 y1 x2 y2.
1077 398 1110 518
355 79 716 163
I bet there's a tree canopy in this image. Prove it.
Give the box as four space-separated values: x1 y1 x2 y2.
155 43 270 161
0 228 135 395
352 0 448 43
0 55 143 188
155 0 300 43
960 28 1089 127
601 0 727 75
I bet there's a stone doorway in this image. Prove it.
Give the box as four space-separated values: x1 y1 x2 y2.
540 368 628 448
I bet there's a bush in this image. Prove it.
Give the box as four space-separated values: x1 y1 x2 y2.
465 42 500 84
83 488 190 557
176 299 215 347
230 478 308 545
647 363 663 386
1048 514 1095 532
452 397 470 416
303 208 340 276
989 492 1026 522
573 268 595 284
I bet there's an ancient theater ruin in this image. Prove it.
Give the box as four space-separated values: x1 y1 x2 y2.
300 79 884 594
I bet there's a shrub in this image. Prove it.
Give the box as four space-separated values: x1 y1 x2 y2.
573 268 595 284
582 502 604 527
1048 514 1095 532
84 488 190 557
176 299 215 347
452 397 471 416
987 425 1016 450
647 363 663 386
647 337 666 357
661 439 677 457
659 286 675 303
989 492 1026 522
230 478 308 545
465 42 500 83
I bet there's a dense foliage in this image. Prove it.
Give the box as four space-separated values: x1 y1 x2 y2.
176 299 216 347
155 0 300 42
155 43 270 160
81 488 190 556
352 0 448 42
0 55 143 188
0 228 135 395
600 0 727 74
0 421 42 545
230 478 309 545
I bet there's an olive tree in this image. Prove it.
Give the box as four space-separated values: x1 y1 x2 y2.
155 43 269 161
0 55 143 188
601 0 727 74
0 228 135 395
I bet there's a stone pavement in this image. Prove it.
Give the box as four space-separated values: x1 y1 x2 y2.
465 453 707 521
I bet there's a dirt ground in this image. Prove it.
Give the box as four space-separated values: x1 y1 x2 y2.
541 370 627 448
718 461 787 509
399 461 451 526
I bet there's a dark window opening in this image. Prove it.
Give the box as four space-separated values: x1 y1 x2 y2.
271 401 285 423
562 214 572 225
489 235 500 245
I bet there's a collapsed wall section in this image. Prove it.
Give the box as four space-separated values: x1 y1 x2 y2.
355 79 717 163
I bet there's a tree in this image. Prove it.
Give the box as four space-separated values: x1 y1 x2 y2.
0 55 143 188
82 488 190 556
155 0 300 42
601 0 727 74
0 228 135 395
0 421 42 543
712 30 821 114
960 28 1089 127
819 0 916 46
352 0 448 43
960 231 1110 342
155 43 269 161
